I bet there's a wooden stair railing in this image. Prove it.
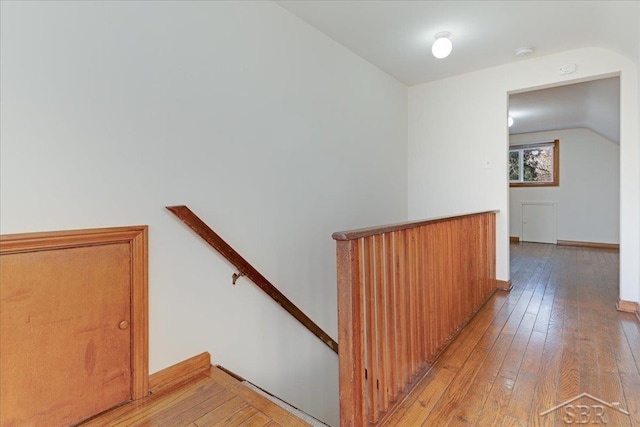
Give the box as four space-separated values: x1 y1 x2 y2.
166 205 338 354
333 211 498 426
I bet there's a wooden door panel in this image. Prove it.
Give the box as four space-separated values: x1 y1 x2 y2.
1 243 132 426
522 202 556 244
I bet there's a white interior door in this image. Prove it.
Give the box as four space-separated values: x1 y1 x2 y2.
522 202 556 244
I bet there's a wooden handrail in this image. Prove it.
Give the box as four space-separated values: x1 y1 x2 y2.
332 210 498 241
166 205 339 354
334 211 497 426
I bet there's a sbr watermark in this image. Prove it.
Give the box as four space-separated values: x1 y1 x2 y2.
539 393 630 424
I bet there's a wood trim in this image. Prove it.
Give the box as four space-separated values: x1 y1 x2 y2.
557 240 619 250
0 225 149 400
131 226 149 399
166 205 338 354
149 352 211 395
616 299 640 322
0 226 147 254
496 279 513 291
510 236 520 243
331 210 499 241
509 182 558 188
509 139 559 188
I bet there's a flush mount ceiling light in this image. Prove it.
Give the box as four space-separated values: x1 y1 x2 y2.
508 116 514 127
432 31 452 59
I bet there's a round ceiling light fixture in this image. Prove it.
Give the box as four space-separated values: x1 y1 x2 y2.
432 32 453 59
508 116 514 127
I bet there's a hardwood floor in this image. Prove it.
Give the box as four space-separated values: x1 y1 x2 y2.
78 243 638 427
384 242 640 426
80 366 310 427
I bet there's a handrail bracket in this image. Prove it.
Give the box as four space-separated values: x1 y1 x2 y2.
231 271 245 285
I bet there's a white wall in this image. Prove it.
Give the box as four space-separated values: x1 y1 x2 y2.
509 128 620 244
0 2 408 424
409 47 639 303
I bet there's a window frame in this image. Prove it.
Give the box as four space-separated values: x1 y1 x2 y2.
509 139 560 187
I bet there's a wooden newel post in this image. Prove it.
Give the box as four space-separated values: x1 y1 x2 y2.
336 239 366 426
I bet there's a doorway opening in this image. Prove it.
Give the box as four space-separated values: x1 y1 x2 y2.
507 76 621 249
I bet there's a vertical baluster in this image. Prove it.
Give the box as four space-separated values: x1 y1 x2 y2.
426 224 436 360
459 220 464 328
443 221 451 345
393 230 403 390
432 224 439 355
493 213 497 288
473 216 479 309
418 225 428 364
480 215 489 293
454 219 462 332
482 214 488 295
433 222 442 347
488 213 494 294
385 232 398 402
444 220 452 339
395 230 408 389
447 220 455 337
374 234 388 413
363 237 379 423
473 218 478 307
474 216 480 306
492 213 497 292
482 213 488 295
402 230 412 385
483 215 488 301
429 224 437 355
485 215 490 294
480 214 486 297
406 228 415 376
411 228 420 375
459 217 468 320
463 218 470 323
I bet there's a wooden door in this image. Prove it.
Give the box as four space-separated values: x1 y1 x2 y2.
522 202 556 244
0 227 148 427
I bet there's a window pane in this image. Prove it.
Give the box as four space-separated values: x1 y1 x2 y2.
509 151 520 181
522 146 553 182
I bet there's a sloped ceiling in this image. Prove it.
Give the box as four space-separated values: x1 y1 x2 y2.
277 1 639 86
277 1 633 140
509 77 621 143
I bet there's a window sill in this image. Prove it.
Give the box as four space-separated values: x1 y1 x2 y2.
510 182 559 188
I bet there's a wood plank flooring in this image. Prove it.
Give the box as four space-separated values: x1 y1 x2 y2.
384 242 640 427
79 243 638 427
80 366 310 427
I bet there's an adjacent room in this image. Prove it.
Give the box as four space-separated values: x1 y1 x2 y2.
508 77 621 249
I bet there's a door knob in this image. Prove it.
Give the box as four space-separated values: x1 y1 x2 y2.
119 320 130 330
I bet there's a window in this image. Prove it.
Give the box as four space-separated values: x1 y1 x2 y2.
509 140 559 187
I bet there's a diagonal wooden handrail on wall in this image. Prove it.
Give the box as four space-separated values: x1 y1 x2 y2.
166 205 338 354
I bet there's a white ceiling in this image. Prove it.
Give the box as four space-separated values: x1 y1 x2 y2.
276 1 639 86
276 1 635 141
509 77 620 143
